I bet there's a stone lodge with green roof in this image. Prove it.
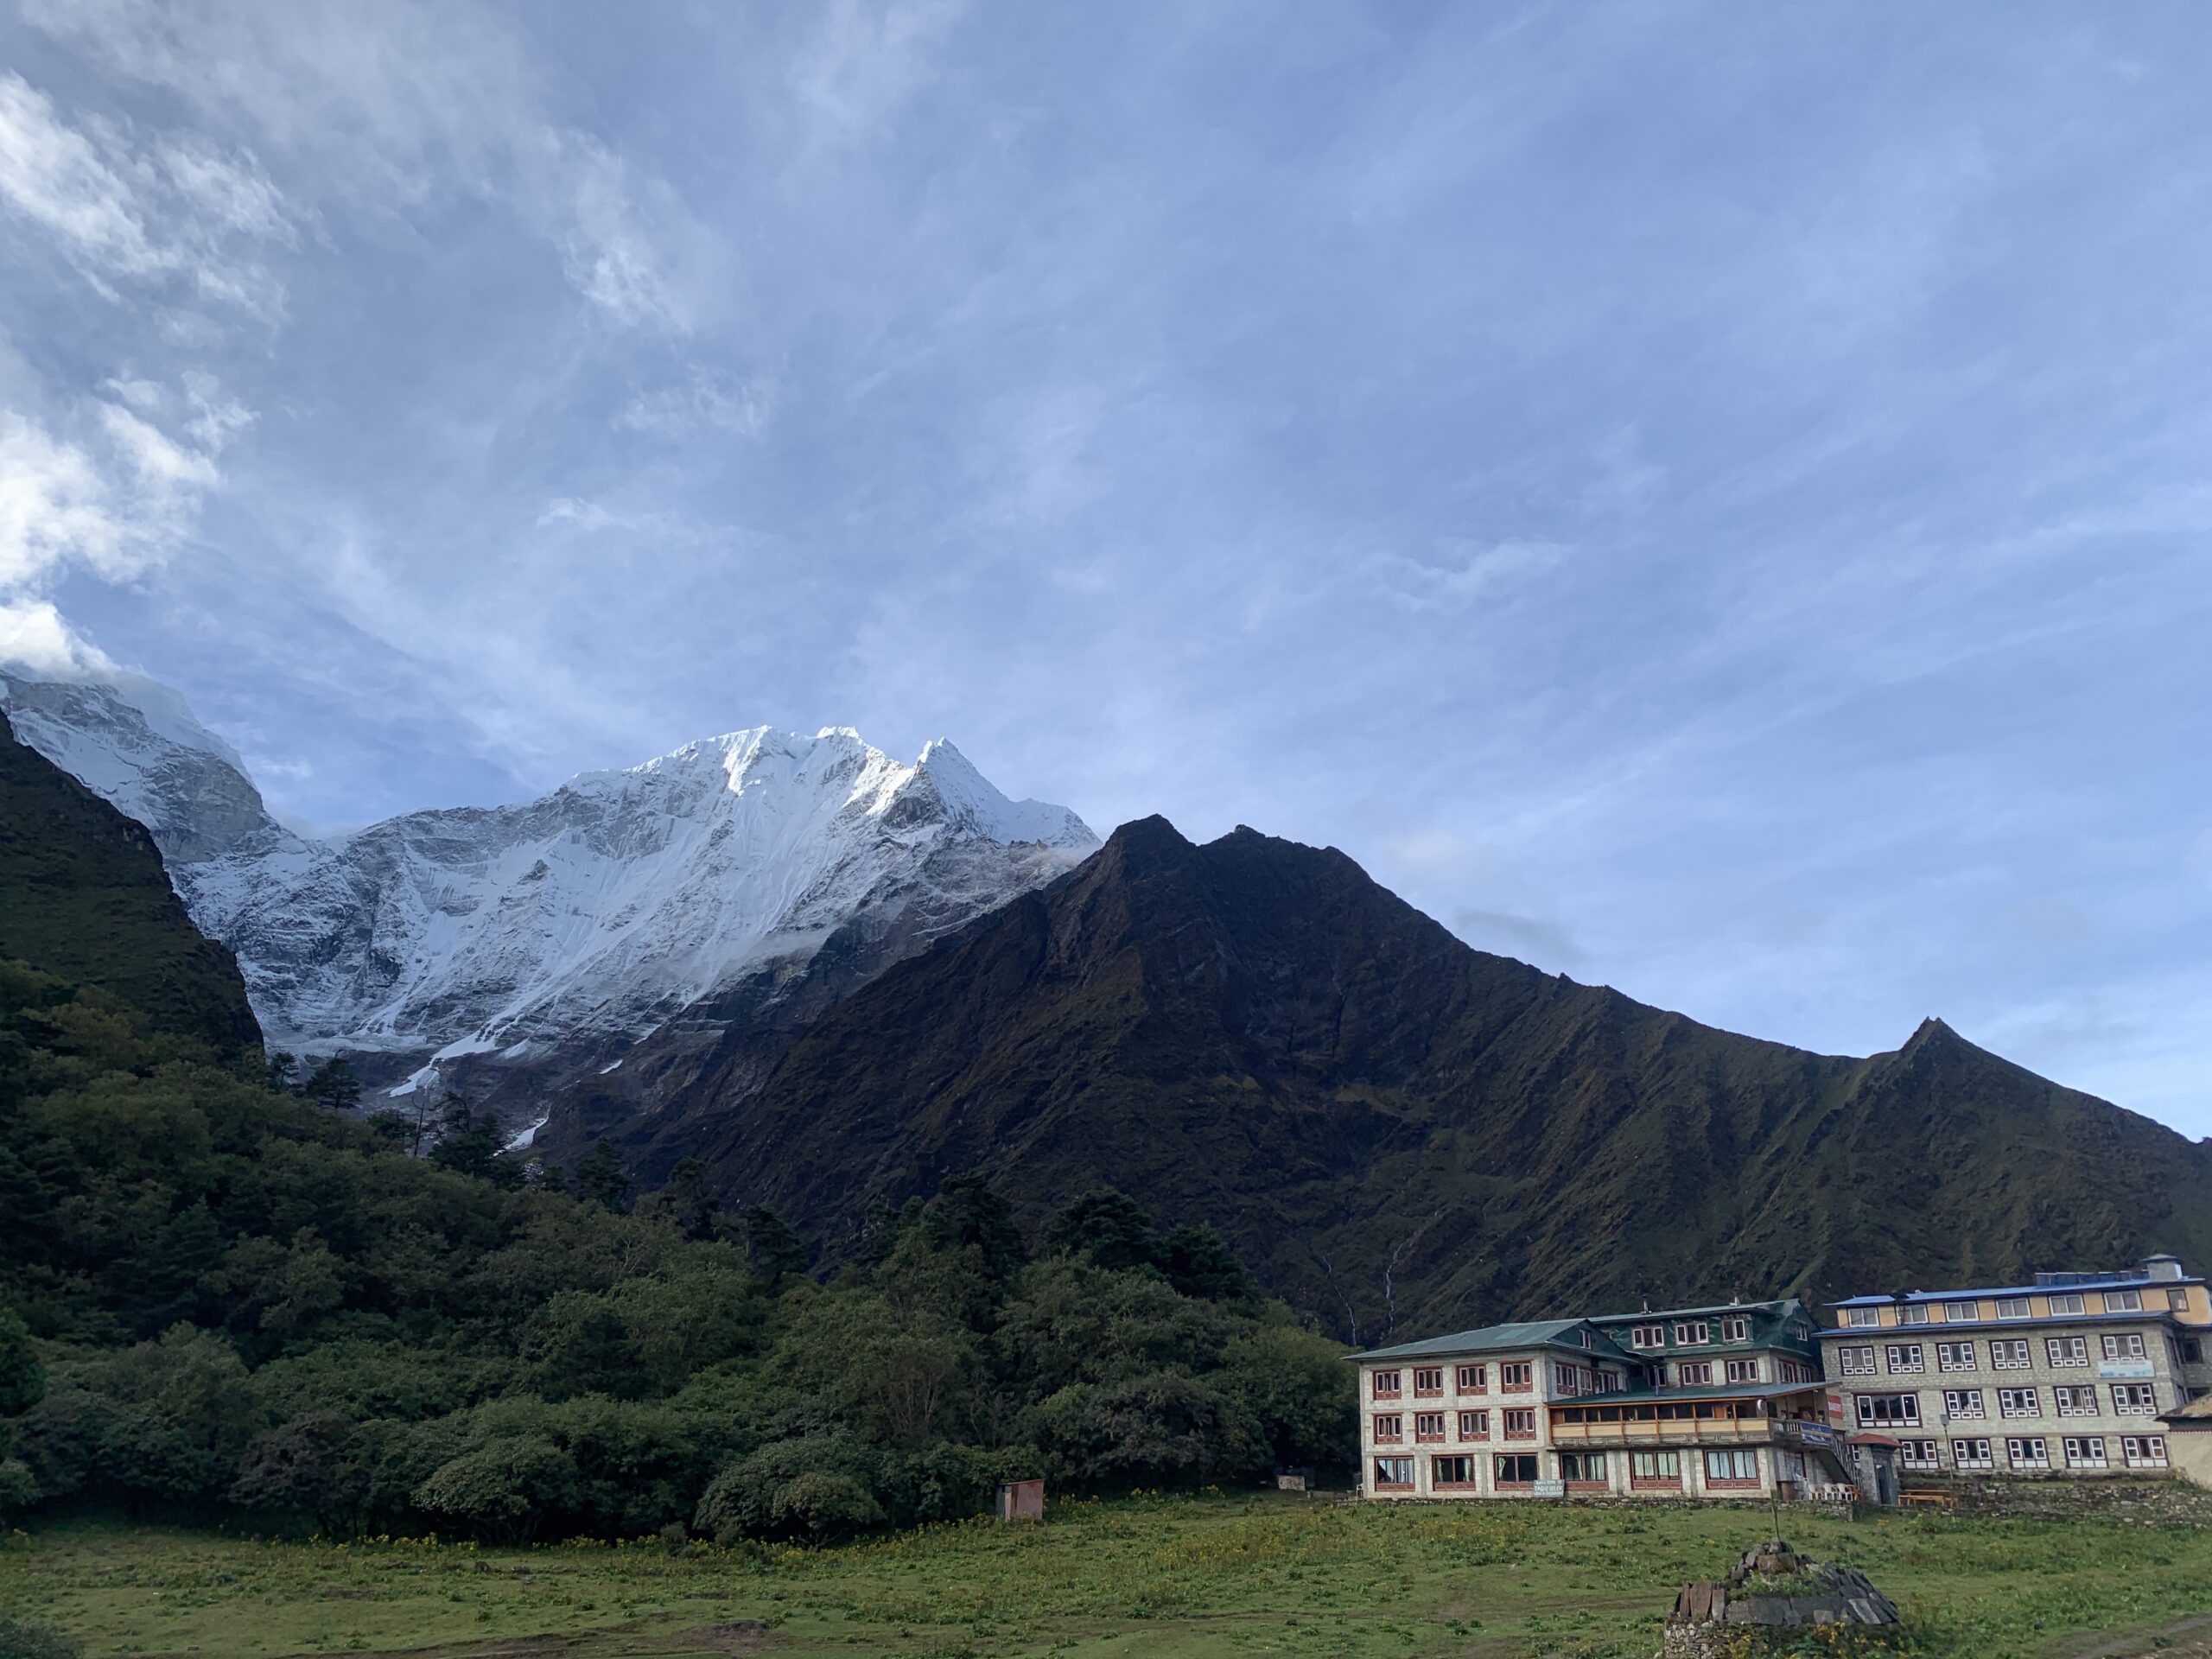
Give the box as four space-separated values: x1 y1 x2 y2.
1350 1298 1851 1502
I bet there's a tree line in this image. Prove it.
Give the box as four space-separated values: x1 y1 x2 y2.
0 961 1353 1545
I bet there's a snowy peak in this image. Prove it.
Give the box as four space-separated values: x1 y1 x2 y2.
912 738 1094 848
0 669 273 863
0 663 1099 1113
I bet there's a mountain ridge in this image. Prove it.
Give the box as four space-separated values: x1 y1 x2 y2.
687 813 2212 1340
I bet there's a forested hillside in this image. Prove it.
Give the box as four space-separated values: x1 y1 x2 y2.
0 714 258 1054
697 816 2212 1344
0 732 1348 1541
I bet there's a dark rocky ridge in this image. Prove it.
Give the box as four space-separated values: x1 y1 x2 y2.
0 712 261 1054
689 815 2212 1340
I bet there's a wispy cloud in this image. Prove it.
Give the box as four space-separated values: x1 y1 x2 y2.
0 71 296 315
615 370 773 439
22 0 707 331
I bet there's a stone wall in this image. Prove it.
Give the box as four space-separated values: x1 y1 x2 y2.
1918 1476 2212 1523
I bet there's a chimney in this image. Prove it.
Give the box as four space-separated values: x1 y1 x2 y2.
2143 1255 2184 1282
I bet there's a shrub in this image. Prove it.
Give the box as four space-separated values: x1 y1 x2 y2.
0 1617 79 1659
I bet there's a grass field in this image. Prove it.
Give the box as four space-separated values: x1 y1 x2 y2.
7 1493 2212 1659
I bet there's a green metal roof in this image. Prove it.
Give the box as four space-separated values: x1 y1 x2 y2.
1559 1378 1826 1408
1349 1319 1636 1364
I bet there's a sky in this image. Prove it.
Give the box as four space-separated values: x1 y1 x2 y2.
1 1 2209 1133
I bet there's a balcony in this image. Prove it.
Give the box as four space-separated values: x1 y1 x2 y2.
1548 1416 1825 1449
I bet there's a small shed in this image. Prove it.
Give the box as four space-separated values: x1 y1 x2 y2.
995 1477 1046 1522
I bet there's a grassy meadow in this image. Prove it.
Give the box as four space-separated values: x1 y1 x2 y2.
7 1492 2212 1659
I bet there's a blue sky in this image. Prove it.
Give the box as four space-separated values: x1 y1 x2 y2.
2 2 2208 1132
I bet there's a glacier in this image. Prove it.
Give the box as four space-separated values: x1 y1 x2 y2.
1 666 1097 1120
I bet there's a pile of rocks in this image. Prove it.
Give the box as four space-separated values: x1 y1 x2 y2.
1660 1540 1899 1657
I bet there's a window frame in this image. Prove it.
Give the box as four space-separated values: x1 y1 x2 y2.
2123 1434 2169 1469
2045 1336 2088 1369
1942 1388 1986 1421
2063 1435 2107 1470
1937 1341 1978 1372
1430 1454 1477 1487
1950 1437 1993 1471
1841 1307 1881 1329
1372 1455 1414 1488
2105 1288 2145 1314
2005 1436 2049 1470
1456 1408 1490 1440
1370 1369 1402 1399
1885 1343 1925 1375
1455 1363 1487 1393
1998 1387 2039 1419
1839 1344 1877 1376
1855 1392 1923 1428
1412 1366 1445 1396
1493 1452 1539 1485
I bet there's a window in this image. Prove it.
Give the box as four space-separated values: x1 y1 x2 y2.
1999 1388 2040 1419
2054 1385 2098 1418
2048 1293 2086 1316
1721 1315 1750 1342
1995 1298 2031 1320
1431 1455 1476 1486
1456 1363 1487 1393
1778 1358 1817 1384
1558 1451 1606 1483
1951 1438 1993 1471
2063 1436 2107 1470
1630 1450 1681 1483
2007 1437 2050 1470
2106 1289 2144 1314
1372 1456 1414 1487
2102 1333 2148 1362
1704 1449 1759 1484
2112 1383 2158 1416
1503 1408 1536 1440
1899 1440 1941 1471
1725 1358 1761 1384
1596 1370 1622 1394
1371 1370 1402 1398
1413 1367 1444 1395
1992 1339 2031 1370
1942 1300 1980 1323
2171 1289 2192 1314
2045 1337 2089 1369
2183 1338 2204 1364
1372 1414 1403 1441
1630 1324 1664 1349
1943 1389 1986 1421
1414 1412 1447 1441
1896 1304 1929 1326
1494 1454 1539 1484
1458 1410 1489 1440
1677 1361 1713 1385
1674 1319 1711 1345
1842 1307 1881 1328
1500 1362 1533 1392
1856 1393 1922 1428
1839 1345 1877 1376
1885 1344 1925 1375
2123 1435 2169 1469
1937 1341 1978 1372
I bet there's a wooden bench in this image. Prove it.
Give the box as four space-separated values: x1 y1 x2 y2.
1898 1490 1957 1510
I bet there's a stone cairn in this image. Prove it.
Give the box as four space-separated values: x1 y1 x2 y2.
1660 1540 1900 1658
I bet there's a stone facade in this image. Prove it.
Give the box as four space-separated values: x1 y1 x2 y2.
1821 1256 2212 1484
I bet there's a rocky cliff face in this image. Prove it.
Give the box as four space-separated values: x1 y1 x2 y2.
2 667 1096 1126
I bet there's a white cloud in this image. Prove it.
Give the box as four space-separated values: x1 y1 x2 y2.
0 596 118 677
791 0 970 148
0 71 296 315
0 378 247 597
1366 539 1570 612
616 371 774 439
23 0 703 331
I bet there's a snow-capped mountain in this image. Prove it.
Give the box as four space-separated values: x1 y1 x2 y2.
1 666 1098 1121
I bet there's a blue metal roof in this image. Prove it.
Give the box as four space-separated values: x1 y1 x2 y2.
1829 1273 2201 1308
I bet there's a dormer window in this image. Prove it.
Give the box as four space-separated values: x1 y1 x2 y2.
2106 1289 2144 1314
1896 1305 1929 1325
1842 1307 1881 1328
1630 1324 1665 1348
1674 1319 1710 1344
1995 1298 2031 1320
2049 1294 2086 1316
1719 1315 1749 1343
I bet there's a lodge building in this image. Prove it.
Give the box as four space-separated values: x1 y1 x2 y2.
1351 1300 1854 1502
1816 1255 2212 1481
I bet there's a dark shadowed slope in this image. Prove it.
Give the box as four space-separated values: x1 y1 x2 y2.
0 711 260 1054
694 816 2212 1341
